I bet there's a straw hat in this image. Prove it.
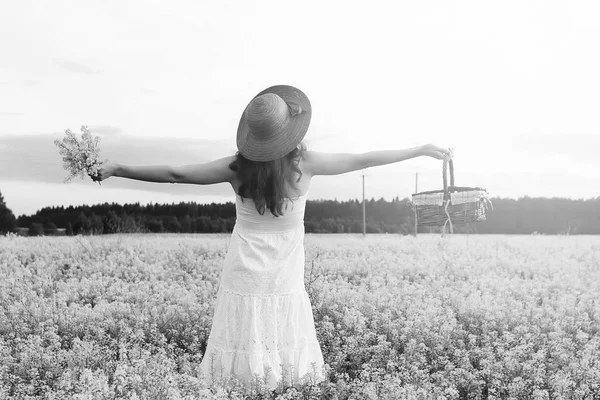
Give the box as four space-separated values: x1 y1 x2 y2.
237 85 311 162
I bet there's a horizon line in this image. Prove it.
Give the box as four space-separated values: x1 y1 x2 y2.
16 194 600 218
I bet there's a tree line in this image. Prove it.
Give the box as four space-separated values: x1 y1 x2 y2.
1 190 599 235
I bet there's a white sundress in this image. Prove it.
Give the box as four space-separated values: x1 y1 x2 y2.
199 192 325 389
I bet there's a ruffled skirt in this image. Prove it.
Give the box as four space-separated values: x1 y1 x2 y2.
199 286 325 389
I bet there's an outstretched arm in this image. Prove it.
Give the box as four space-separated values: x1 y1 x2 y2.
96 155 237 184
113 164 177 183
303 144 451 176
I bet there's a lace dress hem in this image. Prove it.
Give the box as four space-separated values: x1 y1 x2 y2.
200 341 325 388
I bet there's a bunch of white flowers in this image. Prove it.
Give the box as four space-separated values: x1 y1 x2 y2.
54 125 108 185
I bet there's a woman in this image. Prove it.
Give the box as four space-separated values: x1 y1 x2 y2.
96 85 451 389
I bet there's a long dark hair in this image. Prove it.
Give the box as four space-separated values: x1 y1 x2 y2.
228 141 307 217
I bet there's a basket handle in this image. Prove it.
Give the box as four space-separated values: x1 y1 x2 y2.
442 157 455 200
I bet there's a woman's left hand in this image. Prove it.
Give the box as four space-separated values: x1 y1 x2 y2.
421 144 453 160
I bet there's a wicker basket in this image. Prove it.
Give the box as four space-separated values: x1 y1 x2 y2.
411 158 492 233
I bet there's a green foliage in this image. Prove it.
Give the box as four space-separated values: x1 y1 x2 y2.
0 190 17 234
13 196 600 236
1 234 599 399
28 222 44 236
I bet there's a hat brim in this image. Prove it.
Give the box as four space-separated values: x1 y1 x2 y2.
237 85 311 162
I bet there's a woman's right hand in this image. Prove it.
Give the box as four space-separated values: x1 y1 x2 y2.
421 144 453 160
91 162 118 182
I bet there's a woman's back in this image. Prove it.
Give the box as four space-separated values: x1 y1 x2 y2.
229 153 311 201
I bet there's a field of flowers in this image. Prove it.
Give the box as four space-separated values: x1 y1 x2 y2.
1 233 599 399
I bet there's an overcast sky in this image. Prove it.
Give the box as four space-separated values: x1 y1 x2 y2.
1 0 599 217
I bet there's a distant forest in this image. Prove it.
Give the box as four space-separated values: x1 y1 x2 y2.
4 194 600 236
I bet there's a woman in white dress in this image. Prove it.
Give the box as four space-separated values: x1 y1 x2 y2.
96 85 450 389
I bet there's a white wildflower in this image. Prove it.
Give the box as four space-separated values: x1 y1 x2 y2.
54 125 108 185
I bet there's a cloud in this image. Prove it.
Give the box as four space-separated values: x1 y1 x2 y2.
511 134 600 164
2 130 599 217
0 131 378 210
23 80 39 87
88 125 123 135
0 112 23 116
54 59 101 74
0 132 236 198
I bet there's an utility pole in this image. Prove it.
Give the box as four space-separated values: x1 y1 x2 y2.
362 172 366 237
414 172 419 237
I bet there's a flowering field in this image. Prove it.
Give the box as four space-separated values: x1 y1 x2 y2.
1 233 599 399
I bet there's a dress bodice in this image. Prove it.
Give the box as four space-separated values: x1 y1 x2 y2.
234 193 307 232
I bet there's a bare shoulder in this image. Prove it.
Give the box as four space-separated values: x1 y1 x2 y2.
221 154 239 180
214 154 238 176
299 150 327 176
222 154 239 166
